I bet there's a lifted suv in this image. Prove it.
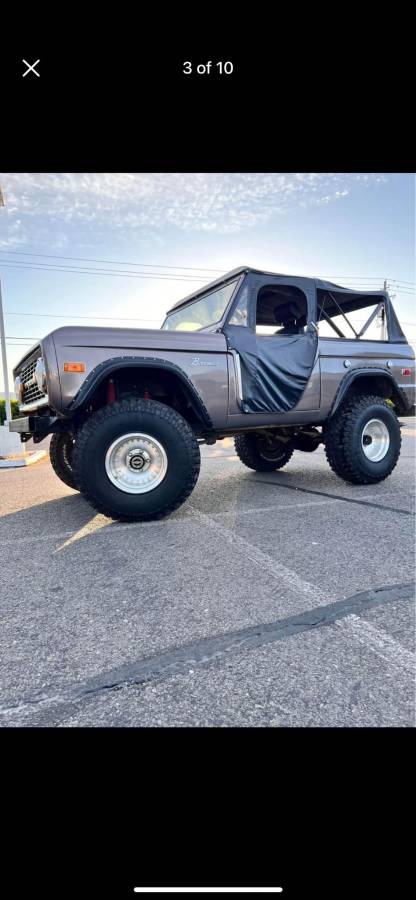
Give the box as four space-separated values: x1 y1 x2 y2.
10 267 415 520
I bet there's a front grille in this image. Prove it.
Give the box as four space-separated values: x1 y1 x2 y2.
22 382 45 404
17 347 47 407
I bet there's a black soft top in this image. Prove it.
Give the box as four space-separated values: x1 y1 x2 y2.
167 267 251 311
166 267 406 342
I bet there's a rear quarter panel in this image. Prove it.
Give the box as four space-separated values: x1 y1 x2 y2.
319 338 416 413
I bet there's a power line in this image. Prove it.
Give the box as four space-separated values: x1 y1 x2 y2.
0 250 412 287
3 261 409 292
5 311 161 322
0 248 224 274
319 274 414 284
4 315 416 332
319 274 385 280
0 261 209 282
0 262 413 298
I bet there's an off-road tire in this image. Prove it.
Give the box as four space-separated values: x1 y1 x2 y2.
72 398 201 521
324 394 401 485
234 433 294 472
49 432 77 490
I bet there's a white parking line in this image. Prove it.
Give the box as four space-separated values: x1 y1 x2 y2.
189 506 328 604
336 614 415 674
1 498 412 680
0 498 340 546
189 506 414 669
209 499 340 517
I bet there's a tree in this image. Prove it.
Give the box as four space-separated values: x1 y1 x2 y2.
0 399 20 426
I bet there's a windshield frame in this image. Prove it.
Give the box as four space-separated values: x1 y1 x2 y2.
161 276 243 332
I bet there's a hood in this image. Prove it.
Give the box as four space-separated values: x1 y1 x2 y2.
49 325 227 354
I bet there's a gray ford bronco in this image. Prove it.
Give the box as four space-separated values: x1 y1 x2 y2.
10 267 415 520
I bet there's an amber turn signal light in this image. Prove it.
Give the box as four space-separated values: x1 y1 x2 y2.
64 362 86 373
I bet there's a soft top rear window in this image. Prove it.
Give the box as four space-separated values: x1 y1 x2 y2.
317 289 387 340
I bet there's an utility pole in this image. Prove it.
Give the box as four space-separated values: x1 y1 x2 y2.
0 185 12 424
0 277 12 424
380 278 388 341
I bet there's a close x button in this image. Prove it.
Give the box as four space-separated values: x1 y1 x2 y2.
22 59 40 78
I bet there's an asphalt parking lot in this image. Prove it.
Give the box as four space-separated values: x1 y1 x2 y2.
1 420 415 727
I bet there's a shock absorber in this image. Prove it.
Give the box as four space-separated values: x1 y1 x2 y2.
107 378 116 404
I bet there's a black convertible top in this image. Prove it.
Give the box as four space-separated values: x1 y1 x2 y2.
167 267 250 311
168 267 388 312
166 267 405 343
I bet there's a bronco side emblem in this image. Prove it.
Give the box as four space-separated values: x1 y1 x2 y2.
191 357 217 367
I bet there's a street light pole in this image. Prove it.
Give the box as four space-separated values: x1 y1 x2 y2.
0 276 12 424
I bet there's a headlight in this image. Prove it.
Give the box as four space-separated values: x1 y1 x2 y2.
35 357 47 393
14 375 23 402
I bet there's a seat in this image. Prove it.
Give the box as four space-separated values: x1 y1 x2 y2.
274 302 306 335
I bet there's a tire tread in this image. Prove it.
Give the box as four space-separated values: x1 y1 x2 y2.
234 433 294 472
324 394 401 484
71 399 201 520
49 433 77 490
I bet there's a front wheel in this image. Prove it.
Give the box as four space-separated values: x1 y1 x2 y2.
49 432 78 490
324 394 401 485
234 432 294 472
72 399 201 521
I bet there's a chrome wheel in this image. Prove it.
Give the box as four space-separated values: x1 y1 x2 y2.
105 432 168 494
361 419 390 462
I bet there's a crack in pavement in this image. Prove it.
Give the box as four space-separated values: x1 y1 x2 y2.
254 477 415 516
1 581 414 724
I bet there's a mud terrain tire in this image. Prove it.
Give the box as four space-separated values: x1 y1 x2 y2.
50 432 77 490
324 394 401 485
72 398 201 521
235 433 294 472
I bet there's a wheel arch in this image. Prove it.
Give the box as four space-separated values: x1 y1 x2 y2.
329 368 409 418
68 356 213 430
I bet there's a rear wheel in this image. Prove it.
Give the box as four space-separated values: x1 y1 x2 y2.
324 394 401 484
234 432 294 472
49 432 77 490
72 398 201 521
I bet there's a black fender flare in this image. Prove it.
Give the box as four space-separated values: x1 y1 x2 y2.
329 367 409 417
67 356 213 428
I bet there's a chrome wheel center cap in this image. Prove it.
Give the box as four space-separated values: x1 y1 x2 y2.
128 449 150 471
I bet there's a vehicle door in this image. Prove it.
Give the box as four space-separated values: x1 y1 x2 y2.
224 273 318 414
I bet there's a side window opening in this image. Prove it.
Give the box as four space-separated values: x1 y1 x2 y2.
317 289 387 340
255 284 308 336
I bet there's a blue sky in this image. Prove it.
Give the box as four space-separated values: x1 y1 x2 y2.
0 172 414 391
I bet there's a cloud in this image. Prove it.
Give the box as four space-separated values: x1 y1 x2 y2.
0 172 388 246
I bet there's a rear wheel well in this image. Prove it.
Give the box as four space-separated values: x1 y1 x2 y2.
334 373 407 415
74 366 208 431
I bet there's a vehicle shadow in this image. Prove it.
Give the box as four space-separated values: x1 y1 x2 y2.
0 489 191 551
0 492 111 539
